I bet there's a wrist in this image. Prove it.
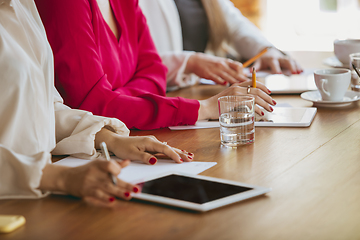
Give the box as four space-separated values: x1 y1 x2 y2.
198 100 209 120
185 53 199 74
94 127 117 150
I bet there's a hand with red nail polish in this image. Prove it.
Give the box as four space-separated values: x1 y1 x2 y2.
44 158 140 208
95 129 192 165
185 53 249 85
198 79 276 117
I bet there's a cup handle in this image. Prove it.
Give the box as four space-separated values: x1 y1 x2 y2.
319 78 330 98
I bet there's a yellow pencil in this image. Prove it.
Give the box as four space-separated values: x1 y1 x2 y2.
252 67 256 88
243 47 270 68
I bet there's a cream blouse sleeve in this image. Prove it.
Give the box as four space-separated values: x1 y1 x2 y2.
51 89 130 159
0 146 51 199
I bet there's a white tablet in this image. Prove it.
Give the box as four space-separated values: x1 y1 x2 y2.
260 68 318 94
255 107 317 127
131 172 271 212
169 107 317 130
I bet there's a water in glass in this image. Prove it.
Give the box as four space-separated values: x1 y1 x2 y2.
219 112 255 146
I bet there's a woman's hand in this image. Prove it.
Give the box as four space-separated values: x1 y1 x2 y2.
186 53 248 85
95 130 194 165
198 80 275 120
253 47 303 74
40 160 138 207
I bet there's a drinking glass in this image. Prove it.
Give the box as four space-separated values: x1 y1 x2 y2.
350 53 360 92
218 95 255 147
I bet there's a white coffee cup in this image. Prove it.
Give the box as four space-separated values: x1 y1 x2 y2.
314 69 351 101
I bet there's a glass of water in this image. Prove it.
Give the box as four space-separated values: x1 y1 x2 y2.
350 53 360 92
218 95 255 147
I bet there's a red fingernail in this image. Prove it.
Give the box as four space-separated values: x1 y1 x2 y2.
188 152 194 156
133 186 139 193
149 157 157 165
292 71 297 74
124 192 130 198
261 112 264 116
109 197 115 202
222 81 227 85
179 159 184 162
270 106 274 111
181 150 186 152
188 156 193 160
273 100 277 105
297 70 302 74
268 89 271 93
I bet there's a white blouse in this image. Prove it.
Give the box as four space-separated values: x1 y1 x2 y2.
139 0 273 90
0 0 129 199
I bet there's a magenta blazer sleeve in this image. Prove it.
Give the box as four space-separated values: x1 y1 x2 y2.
35 0 199 130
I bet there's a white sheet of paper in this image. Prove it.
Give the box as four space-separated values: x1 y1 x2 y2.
200 68 317 94
54 157 217 183
199 69 292 86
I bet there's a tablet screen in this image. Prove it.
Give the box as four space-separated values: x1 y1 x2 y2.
139 174 253 204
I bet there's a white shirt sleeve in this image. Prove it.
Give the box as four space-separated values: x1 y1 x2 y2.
0 145 51 199
219 0 273 60
51 89 130 159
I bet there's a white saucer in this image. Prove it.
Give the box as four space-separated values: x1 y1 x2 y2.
300 90 360 107
323 56 349 69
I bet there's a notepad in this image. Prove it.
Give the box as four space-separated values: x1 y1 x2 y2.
261 68 317 94
200 68 317 94
169 107 317 130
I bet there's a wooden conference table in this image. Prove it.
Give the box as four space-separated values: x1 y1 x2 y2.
1 51 360 240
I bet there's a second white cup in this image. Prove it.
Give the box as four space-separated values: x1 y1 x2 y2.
314 69 351 101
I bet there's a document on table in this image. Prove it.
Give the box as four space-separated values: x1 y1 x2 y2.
200 68 317 94
54 157 217 183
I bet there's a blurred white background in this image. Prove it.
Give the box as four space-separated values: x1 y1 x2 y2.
261 0 360 51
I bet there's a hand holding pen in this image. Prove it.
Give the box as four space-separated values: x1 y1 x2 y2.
100 142 118 185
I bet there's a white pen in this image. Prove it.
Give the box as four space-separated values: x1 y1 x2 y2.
100 142 117 185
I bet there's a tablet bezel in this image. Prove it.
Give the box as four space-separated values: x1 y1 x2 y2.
131 172 271 212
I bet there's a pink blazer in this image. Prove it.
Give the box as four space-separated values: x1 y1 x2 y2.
35 0 199 130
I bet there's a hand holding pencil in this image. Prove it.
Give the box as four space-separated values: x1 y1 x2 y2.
243 47 271 68
248 46 303 75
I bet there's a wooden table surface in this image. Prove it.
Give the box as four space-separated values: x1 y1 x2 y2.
1 52 360 240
